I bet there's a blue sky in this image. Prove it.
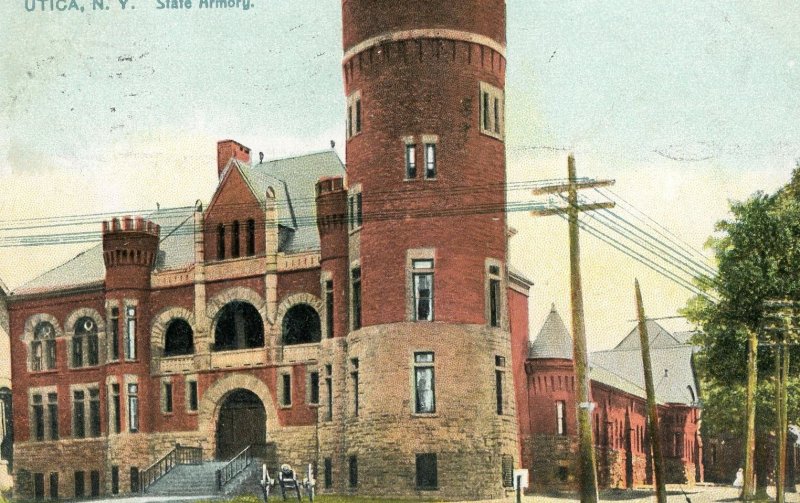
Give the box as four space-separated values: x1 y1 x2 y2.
1 1 798 347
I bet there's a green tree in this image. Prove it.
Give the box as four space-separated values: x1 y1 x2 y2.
684 169 800 495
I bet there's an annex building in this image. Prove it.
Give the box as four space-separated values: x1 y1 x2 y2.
1 1 703 500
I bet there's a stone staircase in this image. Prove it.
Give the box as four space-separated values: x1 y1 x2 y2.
144 461 227 497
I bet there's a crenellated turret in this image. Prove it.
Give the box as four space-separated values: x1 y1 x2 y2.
102 216 160 291
316 176 349 338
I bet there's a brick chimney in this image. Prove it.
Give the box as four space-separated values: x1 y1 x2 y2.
217 139 251 179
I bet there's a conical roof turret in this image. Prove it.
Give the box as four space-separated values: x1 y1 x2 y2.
528 304 573 360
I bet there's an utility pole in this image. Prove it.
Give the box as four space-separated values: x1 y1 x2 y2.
741 327 757 500
634 280 666 503
531 153 614 503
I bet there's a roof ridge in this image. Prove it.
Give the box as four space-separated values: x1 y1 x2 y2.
253 148 339 166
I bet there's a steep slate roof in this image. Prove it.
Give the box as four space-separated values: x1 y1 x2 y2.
528 305 573 360
613 319 683 350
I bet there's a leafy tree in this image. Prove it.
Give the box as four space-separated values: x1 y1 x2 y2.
684 168 800 493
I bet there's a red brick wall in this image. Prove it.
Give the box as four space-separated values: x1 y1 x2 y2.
204 167 265 261
509 287 530 450
317 179 350 338
278 269 321 300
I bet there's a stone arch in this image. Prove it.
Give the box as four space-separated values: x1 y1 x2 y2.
64 308 106 338
150 307 195 357
207 287 267 327
197 373 279 455
22 313 63 342
273 293 324 345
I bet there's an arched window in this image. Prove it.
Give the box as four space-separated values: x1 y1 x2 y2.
72 317 99 367
217 223 226 260
246 219 256 256
32 322 57 371
282 304 321 345
214 302 264 351
232 221 241 258
164 319 194 357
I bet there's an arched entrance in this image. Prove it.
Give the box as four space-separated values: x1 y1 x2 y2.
215 389 266 460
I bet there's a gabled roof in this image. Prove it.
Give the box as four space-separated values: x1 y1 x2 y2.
529 304 573 360
613 319 684 350
13 209 196 296
0 277 8 297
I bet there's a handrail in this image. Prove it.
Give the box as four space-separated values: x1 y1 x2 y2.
216 445 253 491
141 443 203 494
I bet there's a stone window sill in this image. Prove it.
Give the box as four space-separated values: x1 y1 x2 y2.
411 413 438 418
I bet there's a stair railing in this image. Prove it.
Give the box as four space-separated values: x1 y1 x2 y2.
216 445 253 491
141 443 203 494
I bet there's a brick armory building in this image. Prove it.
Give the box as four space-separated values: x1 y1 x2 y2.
1 0 702 500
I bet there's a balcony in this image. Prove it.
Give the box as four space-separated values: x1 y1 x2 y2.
210 348 268 370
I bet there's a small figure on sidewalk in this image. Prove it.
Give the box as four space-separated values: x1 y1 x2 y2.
733 468 744 488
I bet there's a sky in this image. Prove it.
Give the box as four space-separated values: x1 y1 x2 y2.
1 1 799 349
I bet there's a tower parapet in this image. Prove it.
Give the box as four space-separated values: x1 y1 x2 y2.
102 216 160 290
316 176 349 339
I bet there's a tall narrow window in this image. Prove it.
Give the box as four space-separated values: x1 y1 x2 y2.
47 392 59 440
413 352 435 414
483 91 490 131
110 307 120 361
111 384 121 434
74 471 85 499
556 400 566 436
32 322 57 371
346 91 362 140
89 389 101 437
130 468 139 493
488 264 502 327
501 455 514 488
246 219 256 256
188 381 199 412
495 356 506 415
416 453 438 490
309 371 320 405
163 382 173 414
90 471 100 497
217 223 225 260
494 97 500 134
355 98 362 134
71 333 83 368
348 192 363 230
128 383 139 433
281 373 292 407
479 82 505 139
352 267 362 330
356 193 363 228
412 260 434 321
50 472 59 500
73 390 85 439
325 280 334 339
350 358 359 417
32 394 45 441
231 220 241 258
325 364 333 422
324 458 332 489
125 306 137 360
347 105 353 139
405 144 417 179
424 143 436 179
34 473 45 501
111 466 119 495
348 456 358 488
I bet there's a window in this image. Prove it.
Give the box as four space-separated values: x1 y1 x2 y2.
323 458 332 489
350 358 359 417
34 473 44 501
32 321 57 371
49 472 59 500
346 91 362 140
351 267 362 330
281 373 292 407
231 220 241 258
246 219 256 256
89 389 100 437
487 263 502 327
73 390 85 439
416 453 438 490
109 307 120 361
479 81 505 140
111 466 119 495
556 401 566 436
308 371 320 406
110 384 121 434
32 394 45 441
405 144 417 179
282 304 321 345
557 466 569 482
325 364 333 422
412 260 434 321
424 143 436 179
348 455 358 488
125 306 137 360
217 223 226 260
164 319 194 356
128 383 139 433
213 301 265 351
413 352 435 414
74 471 85 498
72 317 99 368
163 382 173 414
325 280 334 339
495 356 506 415
187 380 198 412
130 467 139 493
501 455 514 488
47 392 58 440
348 191 363 231
91 471 100 497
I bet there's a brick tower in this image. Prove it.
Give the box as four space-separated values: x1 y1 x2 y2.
316 1 517 498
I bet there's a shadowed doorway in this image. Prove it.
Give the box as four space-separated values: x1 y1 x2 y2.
216 389 266 460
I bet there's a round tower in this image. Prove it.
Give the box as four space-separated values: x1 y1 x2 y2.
319 1 516 498
102 216 160 291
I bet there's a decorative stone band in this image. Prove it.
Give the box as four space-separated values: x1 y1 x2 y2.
343 28 506 63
